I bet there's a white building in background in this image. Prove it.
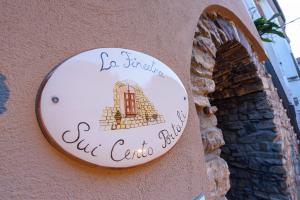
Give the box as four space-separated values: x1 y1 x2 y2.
243 0 300 130
291 58 300 128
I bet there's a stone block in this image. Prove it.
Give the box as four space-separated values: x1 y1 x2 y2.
248 111 263 120
223 132 237 143
238 131 277 144
202 127 225 152
228 114 238 121
195 35 217 57
235 83 264 96
198 111 218 129
263 111 274 119
256 100 270 110
239 114 248 120
197 19 210 38
270 194 290 200
269 166 286 175
205 149 222 162
244 122 257 133
223 121 243 130
192 48 215 71
272 141 284 152
255 120 276 130
259 142 271 152
248 151 283 160
254 191 269 199
256 130 278 141
191 64 213 78
206 156 230 199
203 106 218 115
221 146 231 154
191 76 215 95
193 94 210 107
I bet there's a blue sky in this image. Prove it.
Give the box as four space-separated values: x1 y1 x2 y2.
277 0 300 58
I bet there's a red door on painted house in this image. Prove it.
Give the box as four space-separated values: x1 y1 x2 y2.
124 92 136 117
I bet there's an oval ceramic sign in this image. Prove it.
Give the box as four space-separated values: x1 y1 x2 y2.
36 48 189 168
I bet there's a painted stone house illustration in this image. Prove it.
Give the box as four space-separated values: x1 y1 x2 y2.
100 80 165 130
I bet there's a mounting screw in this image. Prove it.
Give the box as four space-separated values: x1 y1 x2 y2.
184 96 187 100
52 96 59 104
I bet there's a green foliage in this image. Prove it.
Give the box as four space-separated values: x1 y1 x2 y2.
114 110 122 120
254 13 285 42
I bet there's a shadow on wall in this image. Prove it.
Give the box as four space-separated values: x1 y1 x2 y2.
0 73 9 114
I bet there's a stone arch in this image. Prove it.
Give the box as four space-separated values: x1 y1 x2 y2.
202 4 266 61
190 13 299 200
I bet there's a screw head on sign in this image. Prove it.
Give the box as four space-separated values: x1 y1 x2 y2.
52 97 59 104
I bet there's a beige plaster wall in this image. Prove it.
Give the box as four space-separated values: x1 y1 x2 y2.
0 1 264 199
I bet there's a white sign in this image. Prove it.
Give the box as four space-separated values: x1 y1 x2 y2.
36 48 189 168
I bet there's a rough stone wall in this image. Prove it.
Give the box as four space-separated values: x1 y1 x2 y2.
191 13 299 200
